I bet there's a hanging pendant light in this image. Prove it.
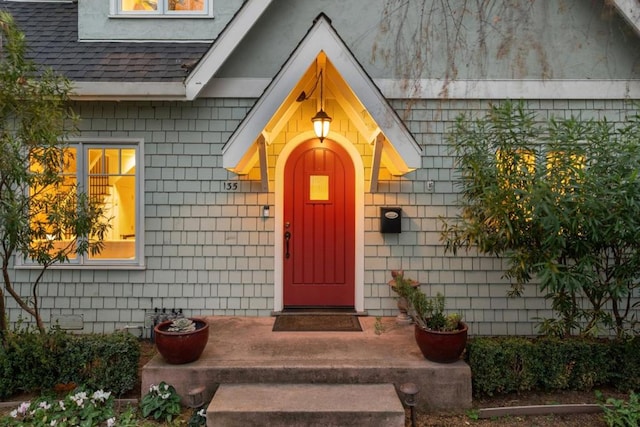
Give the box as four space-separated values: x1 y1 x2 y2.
312 109 331 142
311 70 331 142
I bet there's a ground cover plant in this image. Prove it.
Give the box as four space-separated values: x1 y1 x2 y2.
0 384 206 427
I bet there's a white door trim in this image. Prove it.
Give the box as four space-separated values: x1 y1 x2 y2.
274 131 364 312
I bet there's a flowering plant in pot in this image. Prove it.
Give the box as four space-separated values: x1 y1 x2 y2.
404 283 468 363
154 317 209 365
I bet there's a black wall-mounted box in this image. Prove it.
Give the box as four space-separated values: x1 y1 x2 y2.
380 207 402 233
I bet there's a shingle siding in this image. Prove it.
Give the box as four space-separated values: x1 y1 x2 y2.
5 98 638 335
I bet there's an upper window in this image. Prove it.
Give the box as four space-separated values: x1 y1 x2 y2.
25 140 144 268
117 0 210 16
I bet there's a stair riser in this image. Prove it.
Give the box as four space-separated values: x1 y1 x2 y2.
210 413 404 427
142 364 470 411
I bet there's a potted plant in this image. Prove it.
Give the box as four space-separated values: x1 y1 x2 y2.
388 270 420 324
154 317 209 364
404 284 468 363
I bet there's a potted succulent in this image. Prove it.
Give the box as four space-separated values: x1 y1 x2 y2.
388 270 420 324
154 317 209 364
404 283 468 363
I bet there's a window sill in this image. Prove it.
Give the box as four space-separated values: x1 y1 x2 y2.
108 14 215 19
15 263 146 271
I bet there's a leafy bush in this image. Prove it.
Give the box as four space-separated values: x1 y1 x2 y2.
467 337 538 396
0 325 71 397
467 336 640 397
69 333 140 395
607 338 640 392
443 101 640 337
0 327 140 398
533 337 609 391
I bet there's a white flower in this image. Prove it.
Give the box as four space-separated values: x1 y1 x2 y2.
10 409 18 418
92 390 111 403
39 401 51 410
149 384 159 393
18 401 30 415
161 392 171 400
71 391 88 408
107 417 116 427
59 401 65 411
197 408 206 417
50 420 57 426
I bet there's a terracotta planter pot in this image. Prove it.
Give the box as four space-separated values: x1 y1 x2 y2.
414 322 468 363
154 318 209 364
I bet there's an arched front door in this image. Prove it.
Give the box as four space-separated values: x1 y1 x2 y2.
283 139 355 307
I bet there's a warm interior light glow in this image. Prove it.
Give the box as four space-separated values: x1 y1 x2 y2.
309 175 329 201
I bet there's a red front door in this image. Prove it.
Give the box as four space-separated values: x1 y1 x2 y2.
283 139 355 307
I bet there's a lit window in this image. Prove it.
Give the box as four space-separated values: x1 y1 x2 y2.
309 175 329 201
496 148 536 189
546 151 585 193
27 141 143 267
496 149 536 220
118 0 209 15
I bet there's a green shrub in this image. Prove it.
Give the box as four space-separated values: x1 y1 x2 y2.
608 337 640 392
0 326 71 397
467 337 539 396
0 327 140 399
534 337 609 391
467 336 640 398
67 332 140 396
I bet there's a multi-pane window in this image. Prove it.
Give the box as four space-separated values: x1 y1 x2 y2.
118 0 209 15
28 141 142 267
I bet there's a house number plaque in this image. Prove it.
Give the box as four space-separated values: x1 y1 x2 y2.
221 181 239 191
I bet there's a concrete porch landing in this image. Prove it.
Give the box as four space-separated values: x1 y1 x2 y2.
141 316 472 411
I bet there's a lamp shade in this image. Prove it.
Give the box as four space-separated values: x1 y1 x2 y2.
311 109 332 141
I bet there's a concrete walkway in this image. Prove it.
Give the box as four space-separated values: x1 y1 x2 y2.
141 316 472 411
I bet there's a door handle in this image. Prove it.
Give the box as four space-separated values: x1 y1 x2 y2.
284 231 291 259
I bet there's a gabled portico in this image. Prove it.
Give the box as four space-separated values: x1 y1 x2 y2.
210 14 421 312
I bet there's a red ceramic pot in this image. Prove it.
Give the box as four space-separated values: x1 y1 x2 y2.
154 318 209 364
414 322 468 363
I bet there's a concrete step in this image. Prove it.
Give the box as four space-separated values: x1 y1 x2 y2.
142 317 472 412
207 383 405 427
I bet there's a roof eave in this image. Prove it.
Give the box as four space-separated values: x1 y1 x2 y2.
611 0 640 35
184 0 274 100
71 81 187 101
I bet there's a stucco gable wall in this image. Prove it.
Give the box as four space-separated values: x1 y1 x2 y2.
6 98 637 336
217 0 640 81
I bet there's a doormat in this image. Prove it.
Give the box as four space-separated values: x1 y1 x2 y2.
272 315 362 332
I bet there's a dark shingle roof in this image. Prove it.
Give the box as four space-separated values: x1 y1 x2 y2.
0 1 211 82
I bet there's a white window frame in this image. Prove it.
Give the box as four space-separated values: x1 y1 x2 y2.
111 0 213 17
18 138 145 270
